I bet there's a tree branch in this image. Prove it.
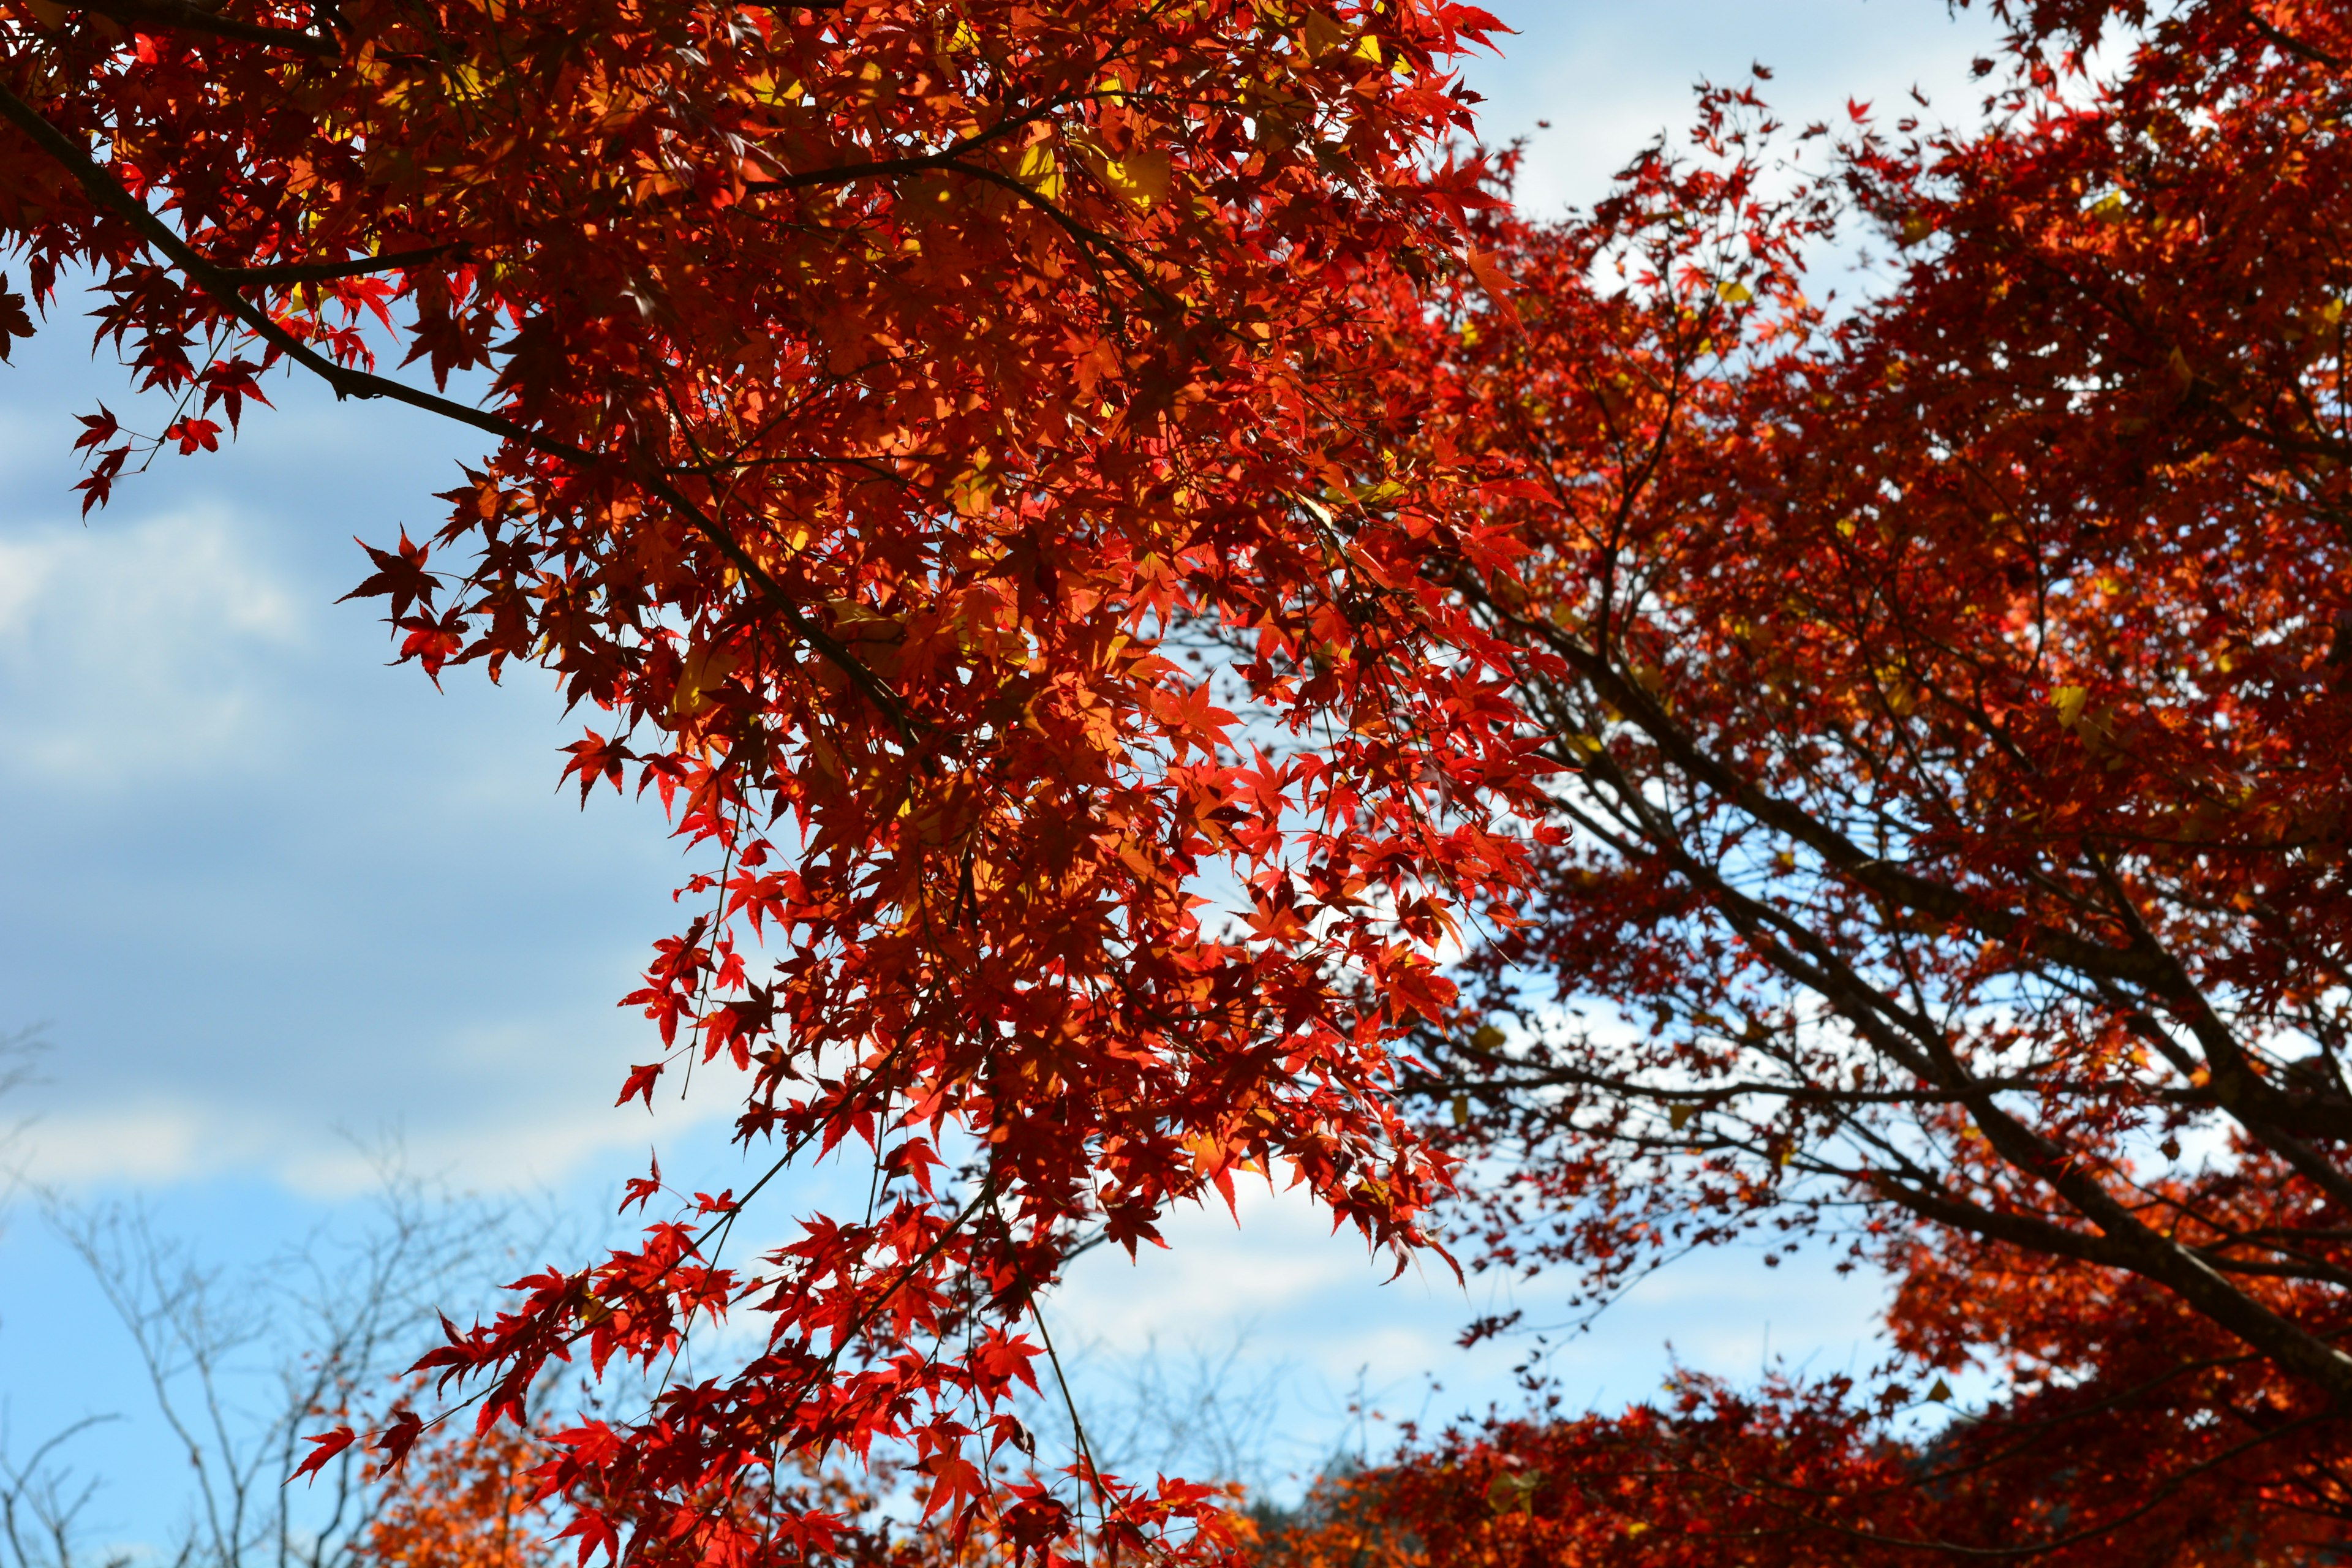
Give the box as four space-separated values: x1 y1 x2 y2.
69 0 335 56
0 74 924 747
218 245 458 285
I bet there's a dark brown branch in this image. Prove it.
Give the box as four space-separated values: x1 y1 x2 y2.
1516 638 2352 1404
217 244 458 285
1419 1059 2054 1108
72 0 335 56
0 75 924 748
0 75 514 435
2247 8 2348 71
1499 589 2352 1147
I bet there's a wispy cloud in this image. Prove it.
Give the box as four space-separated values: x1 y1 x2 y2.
0 508 306 786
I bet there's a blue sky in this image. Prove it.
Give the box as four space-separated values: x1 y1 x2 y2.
0 0 2005 1545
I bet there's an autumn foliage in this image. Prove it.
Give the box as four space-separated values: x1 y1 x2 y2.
0 0 1554 1560
17 0 2352 1554
364 1412 557 1568
360 1401 996 1568
1272 0 2352 1558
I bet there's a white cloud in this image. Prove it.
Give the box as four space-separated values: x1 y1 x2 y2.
1054 1185 1389 1353
8 1079 722 1200
1 995 758 1199
1033 1172 1895 1482
1044 1179 1521 1444
0 508 305 786
6 1101 221 1186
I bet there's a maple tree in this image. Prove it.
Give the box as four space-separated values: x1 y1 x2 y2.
1325 0 2352 1556
361 1413 560 1568
1254 1361 2333 1567
358 1385 1120 1568
0 0 1559 1560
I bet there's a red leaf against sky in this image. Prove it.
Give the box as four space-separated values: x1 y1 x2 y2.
1341 0 2352 1555
0 1 1553 1561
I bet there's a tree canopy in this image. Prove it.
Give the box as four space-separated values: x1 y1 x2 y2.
1340 0 2352 1556
14 0 2352 1560
0 0 1543 1561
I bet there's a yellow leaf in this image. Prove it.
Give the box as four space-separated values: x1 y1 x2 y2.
1299 11 1349 55
2052 684 2089 729
1104 149 1171 206
1483 1472 1537 1516
1928 1377 1953 1403
1354 33 1383 63
1716 279 1753 303
1668 1102 1693 1131
1015 143 1062 202
1450 1093 1469 1127
948 466 998 518
948 18 979 53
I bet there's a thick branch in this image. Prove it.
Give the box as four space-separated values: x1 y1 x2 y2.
2247 8 2348 71
218 244 458 285
0 75 923 745
71 0 335 55
1500 597 2352 1149
1537 655 2352 1405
